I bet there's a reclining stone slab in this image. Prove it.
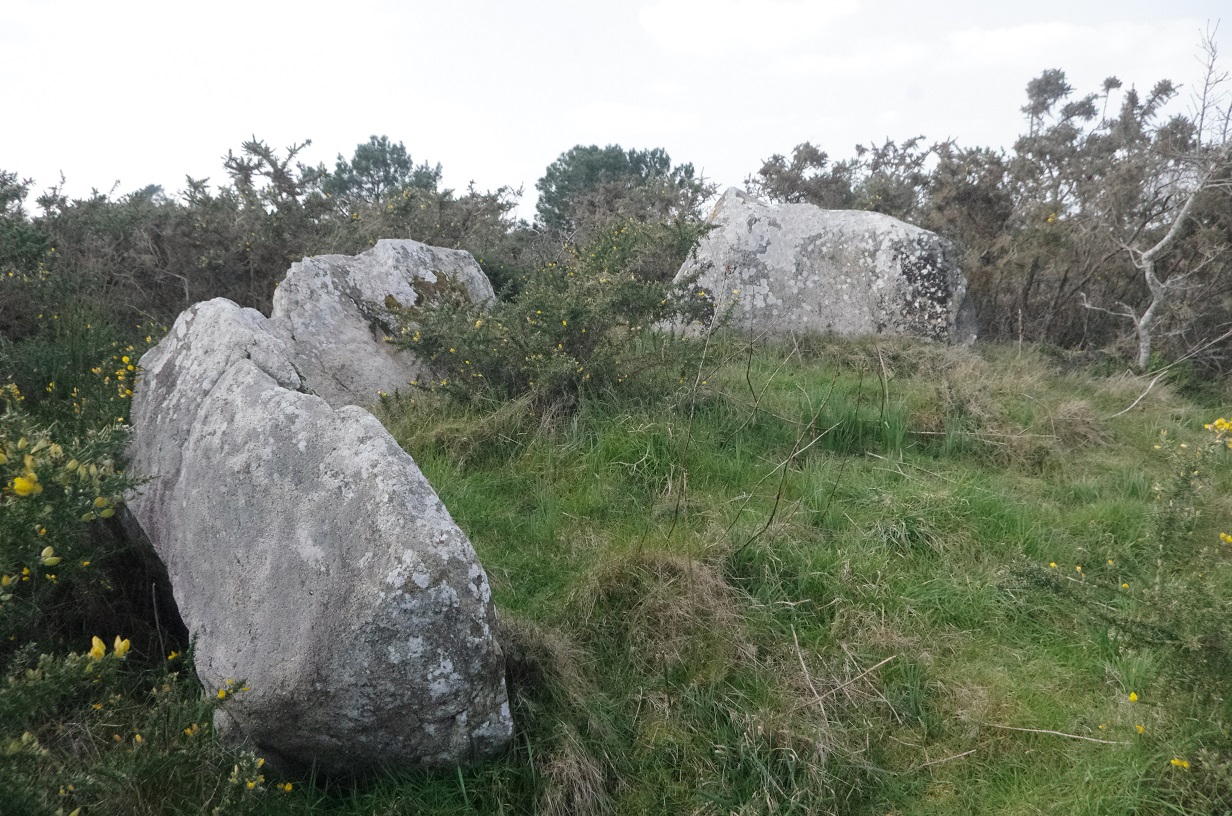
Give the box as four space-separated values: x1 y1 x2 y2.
126 242 510 776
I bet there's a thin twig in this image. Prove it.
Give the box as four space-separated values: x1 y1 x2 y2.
725 364 841 542
820 654 897 701
151 582 167 662
1154 326 1232 373
810 364 867 526
745 329 758 404
875 344 890 429
906 748 978 772
1094 325 1227 421
865 452 992 494
788 654 898 714
985 723 1130 745
720 336 810 442
791 624 826 721
1107 371 1167 419
663 311 718 544
732 430 801 557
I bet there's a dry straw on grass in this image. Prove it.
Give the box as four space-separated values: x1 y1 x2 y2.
535 724 612 816
1052 399 1111 448
575 550 755 677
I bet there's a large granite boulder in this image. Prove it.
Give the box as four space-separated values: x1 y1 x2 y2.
270 239 495 408
675 188 975 342
127 298 512 775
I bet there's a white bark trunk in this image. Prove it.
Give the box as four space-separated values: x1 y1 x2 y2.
1131 178 1206 371
1135 301 1157 371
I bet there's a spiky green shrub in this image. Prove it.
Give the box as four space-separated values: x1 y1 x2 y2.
0 642 306 816
0 401 132 641
0 307 172 656
402 221 712 412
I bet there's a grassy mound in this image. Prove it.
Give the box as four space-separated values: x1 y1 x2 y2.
4 332 1231 814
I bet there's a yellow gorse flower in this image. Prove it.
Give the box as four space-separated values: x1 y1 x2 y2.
88 636 106 660
113 636 131 658
11 474 40 496
1207 417 1232 448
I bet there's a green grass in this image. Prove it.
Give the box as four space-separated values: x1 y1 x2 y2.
5 334 1232 814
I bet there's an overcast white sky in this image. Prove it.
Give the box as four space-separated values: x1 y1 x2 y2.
2 1 1228 220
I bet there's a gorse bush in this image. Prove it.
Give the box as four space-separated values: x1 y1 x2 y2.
1080 419 1231 675
0 170 48 277
0 307 170 657
402 221 713 412
0 137 526 343
0 402 131 647
0 310 162 434
0 641 304 816
0 308 304 815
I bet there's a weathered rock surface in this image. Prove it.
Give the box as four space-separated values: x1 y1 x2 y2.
127 298 512 775
270 239 495 408
675 188 975 342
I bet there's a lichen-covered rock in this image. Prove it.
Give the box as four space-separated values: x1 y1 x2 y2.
127 298 511 776
675 188 975 342
270 239 495 408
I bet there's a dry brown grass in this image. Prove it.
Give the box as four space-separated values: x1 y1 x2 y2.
1051 398 1111 448
882 344 1150 471
498 614 590 713
535 724 612 816
575 550 755 678
498 617 616 816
